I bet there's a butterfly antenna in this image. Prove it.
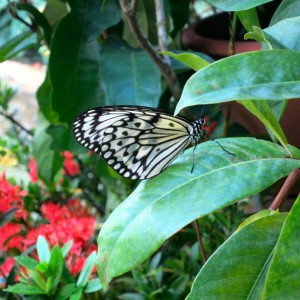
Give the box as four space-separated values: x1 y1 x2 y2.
205 104 229 117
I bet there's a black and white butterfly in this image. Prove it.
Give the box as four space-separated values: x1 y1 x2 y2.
72 106 206 180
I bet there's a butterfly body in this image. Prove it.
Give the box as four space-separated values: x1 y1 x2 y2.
73 106 205 179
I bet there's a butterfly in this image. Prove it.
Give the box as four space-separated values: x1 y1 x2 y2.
72 106 206 180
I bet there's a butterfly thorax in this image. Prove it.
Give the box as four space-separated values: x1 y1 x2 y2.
191 117 206 144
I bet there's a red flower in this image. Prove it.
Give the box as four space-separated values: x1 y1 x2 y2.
23 199 96 273
0 257 15 277
68 244 97 276
62 151 80 176
28 157 38 183
0 223 23 252
0 172 28 220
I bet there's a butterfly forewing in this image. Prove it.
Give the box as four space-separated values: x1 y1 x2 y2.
73 106 194 179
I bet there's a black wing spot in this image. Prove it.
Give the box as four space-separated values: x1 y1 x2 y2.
134 122 141 128
122 131 129 136
117 141 123 146
169 122 175 127
156 148 160 152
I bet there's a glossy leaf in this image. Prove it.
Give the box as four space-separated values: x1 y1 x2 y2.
14 255 38 270
61 240 73 258
0 31 35 62
263 195 300 299
160 51 210 71
32 114 64 186
49 0 120 125
37 236 51 263
239 99 288 148
270 0 300 25
237 8 260 32
186 214 287 299
100 39 161 106
29 269 47 291
175 50 300 114
96 138 300 289
36 72 59 124
48 245 64 292
84 278 102 293
77 251 96 288
245 26 271 45
70 288 83 300
236 210 277 231
5 284 44 295
264 17 300 51
203 0 273 11
55 283 77 300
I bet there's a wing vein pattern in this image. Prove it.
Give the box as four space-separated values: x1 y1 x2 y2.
73 106 201 179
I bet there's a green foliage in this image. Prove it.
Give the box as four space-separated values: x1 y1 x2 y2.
1 0 300 299
5 237 101 298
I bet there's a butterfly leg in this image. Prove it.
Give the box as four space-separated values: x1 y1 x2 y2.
214 140 235 156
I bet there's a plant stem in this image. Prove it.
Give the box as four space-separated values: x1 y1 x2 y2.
119 0 182 102
270 168 300 210
154 0 170 62
0 110 33 136
193 220 207 264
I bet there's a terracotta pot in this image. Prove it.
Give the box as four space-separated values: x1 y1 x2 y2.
225 101 300 149
181 13 261 58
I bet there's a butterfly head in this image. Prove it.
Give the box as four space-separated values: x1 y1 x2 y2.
192 117 206 143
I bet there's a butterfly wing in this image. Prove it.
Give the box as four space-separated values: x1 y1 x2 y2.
73 106 193 179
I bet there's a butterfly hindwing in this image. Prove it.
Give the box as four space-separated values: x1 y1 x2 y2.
73 106 194 179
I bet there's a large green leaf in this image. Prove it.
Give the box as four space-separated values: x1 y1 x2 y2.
236 8 260 32
263 195 300 299
49 0 120 125
175 50 300 114
99 39 161 106
270 0 300 25
36 72 59 124
96 138 300 289
48 245 64 292
186 214 287 299
203 0 272 11
160 51 210 71
239 100 287 148
32 114 64 186
264 16 300 51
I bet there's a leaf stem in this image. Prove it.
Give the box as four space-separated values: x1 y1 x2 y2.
119 0 182 101
193 220 207 264
270 168 300 210
0 110 33 136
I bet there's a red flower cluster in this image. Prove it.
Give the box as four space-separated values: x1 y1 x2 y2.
24 200 96 275
0 172 28 220
62 151 80 176
0 171 97 279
